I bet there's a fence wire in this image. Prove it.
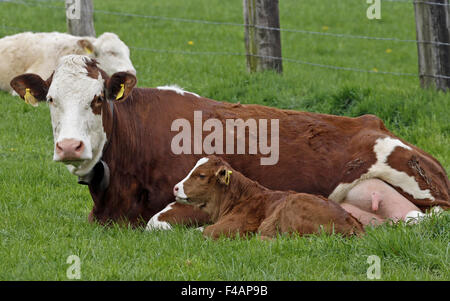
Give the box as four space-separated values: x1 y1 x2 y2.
2 0 450 47
1 0 450 79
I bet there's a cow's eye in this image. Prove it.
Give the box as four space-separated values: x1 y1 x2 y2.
199 174 206 179
47 97 53 103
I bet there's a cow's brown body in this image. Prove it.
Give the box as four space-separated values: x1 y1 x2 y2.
11 57 448 228
90 87 450 226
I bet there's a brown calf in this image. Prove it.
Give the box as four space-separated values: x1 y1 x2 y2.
174 156 364 239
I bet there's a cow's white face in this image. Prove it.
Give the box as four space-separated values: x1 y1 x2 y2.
46 55 106 176
10 55 137 177
93 33 136 76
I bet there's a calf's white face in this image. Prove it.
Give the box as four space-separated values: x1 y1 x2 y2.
174 157 210 202
10 55 137 177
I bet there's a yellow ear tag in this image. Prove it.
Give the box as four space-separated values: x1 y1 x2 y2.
24 88 38 107
115 84 125 100
84 47 93 54
225 170 232 186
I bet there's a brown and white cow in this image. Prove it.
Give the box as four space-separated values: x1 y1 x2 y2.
172 155 364 239
9 55 450 228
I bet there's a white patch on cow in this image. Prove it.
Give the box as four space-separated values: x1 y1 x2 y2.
405 206 443 224
174 157 209 199
405 210 426 224
329 136 434 203
145 202 175 231
431 206 443 214
47 55 107 176
157 85 200 98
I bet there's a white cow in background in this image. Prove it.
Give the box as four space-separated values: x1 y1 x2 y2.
0 31 136 93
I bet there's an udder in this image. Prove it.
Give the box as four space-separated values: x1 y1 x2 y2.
341 178 422 225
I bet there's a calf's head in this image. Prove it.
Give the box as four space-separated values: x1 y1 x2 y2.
10 55 136 176
174 156 234 216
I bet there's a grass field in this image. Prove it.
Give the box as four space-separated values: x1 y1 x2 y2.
0 0 449 280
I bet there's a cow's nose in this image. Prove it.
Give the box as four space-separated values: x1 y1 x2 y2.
55 139 85 161
173 185 179 196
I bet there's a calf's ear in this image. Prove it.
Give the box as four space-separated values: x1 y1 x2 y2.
215 166 233 186
105 72 137 103
10 73 49 107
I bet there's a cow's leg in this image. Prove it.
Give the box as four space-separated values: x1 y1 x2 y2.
145 202 210 231
343 178 423 223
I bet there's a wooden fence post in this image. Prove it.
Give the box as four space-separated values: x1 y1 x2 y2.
66 0 96 37
243 0 283 73
414 0 450 91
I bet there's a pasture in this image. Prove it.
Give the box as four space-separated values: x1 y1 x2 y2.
0 0 449 280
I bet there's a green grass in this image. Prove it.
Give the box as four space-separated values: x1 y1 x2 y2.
0 0 449 280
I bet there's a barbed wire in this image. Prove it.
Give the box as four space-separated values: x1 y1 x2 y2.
130 46 450 79
0 26 423 78
1 0 450 80
2 0 450 6
368 0 450 6
2 0 450 46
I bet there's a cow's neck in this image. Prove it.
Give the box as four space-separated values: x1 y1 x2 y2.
77 98 114 190
87 88 158 224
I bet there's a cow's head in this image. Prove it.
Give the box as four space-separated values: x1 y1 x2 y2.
10 55 137 176
78 32 136 76
173 156 234 217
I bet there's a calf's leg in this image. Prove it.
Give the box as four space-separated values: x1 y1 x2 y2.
146 202 210 231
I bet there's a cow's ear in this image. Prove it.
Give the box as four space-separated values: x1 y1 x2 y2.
215 166 232 186
77 39 95 55
105 72 137 103
10 73 49 107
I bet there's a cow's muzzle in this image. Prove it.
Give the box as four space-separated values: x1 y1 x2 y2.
55 138 86 162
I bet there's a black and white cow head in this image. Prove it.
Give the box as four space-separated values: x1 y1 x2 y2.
10 55 136 176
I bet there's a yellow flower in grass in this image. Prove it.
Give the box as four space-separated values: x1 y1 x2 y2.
386 48 392 54
322 26 329 31
372 68 378 73
188 41 194 45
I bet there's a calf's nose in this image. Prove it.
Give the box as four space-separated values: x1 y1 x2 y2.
55 138 85 161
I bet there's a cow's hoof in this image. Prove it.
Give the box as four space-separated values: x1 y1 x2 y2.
195 226 204 232
405 210 425 224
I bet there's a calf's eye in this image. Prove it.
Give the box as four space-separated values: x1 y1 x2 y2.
199 174 206 179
